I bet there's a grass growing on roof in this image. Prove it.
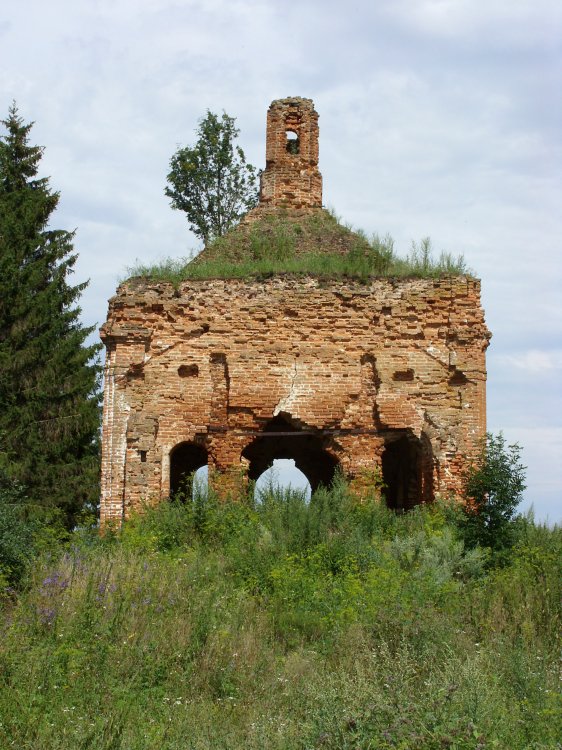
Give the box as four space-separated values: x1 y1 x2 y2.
126 210 472 284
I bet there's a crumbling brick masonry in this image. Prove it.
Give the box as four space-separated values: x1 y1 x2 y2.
100 97 490 524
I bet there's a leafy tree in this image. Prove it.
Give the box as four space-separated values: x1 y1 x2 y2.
460 432 526 555
0 104 101 527
165 110 259 244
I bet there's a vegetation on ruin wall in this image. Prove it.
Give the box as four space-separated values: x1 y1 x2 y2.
1 480 560 749
127 210 472 284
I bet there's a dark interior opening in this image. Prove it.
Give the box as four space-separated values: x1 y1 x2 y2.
169 441 208 498
242 414 338 492
382 431 434 510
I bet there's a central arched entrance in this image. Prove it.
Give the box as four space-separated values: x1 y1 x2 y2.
242 415 339 493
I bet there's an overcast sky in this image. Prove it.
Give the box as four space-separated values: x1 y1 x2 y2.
1 0 560 521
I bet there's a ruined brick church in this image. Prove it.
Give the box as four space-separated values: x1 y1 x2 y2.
100 97 490 525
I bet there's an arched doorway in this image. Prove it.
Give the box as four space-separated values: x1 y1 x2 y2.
242 415 339 493
169 441 208 498
381 431 434 510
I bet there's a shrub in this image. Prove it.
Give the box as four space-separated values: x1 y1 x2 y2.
460 432 526 558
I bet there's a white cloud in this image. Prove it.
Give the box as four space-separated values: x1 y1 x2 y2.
496 350 562 373
382 0 562 47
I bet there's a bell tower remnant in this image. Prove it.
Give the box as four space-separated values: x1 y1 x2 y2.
259 97 322 210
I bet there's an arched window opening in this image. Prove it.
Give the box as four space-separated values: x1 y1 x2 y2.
285 129 300 155
242 414 338 494
382 431 434 511
169 441 208 499
254 458 311 502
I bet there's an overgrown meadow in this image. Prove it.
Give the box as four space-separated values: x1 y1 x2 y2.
1 480 560 749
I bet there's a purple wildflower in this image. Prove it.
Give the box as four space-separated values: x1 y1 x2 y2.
38 606 56 627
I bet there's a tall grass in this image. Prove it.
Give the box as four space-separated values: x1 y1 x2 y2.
1 483 559 749
126 220 471 285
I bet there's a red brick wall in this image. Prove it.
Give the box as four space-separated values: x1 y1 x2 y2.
100 275 490 523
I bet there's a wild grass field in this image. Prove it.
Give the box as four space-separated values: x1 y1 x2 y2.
1 479 560 749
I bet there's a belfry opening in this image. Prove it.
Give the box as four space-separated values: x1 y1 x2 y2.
285 130 299 154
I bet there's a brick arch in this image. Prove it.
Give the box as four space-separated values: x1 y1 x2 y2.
381 429 434 510
169 441 208 498
241 414 339 492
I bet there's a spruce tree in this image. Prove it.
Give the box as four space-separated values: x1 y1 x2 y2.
0 104 101 527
